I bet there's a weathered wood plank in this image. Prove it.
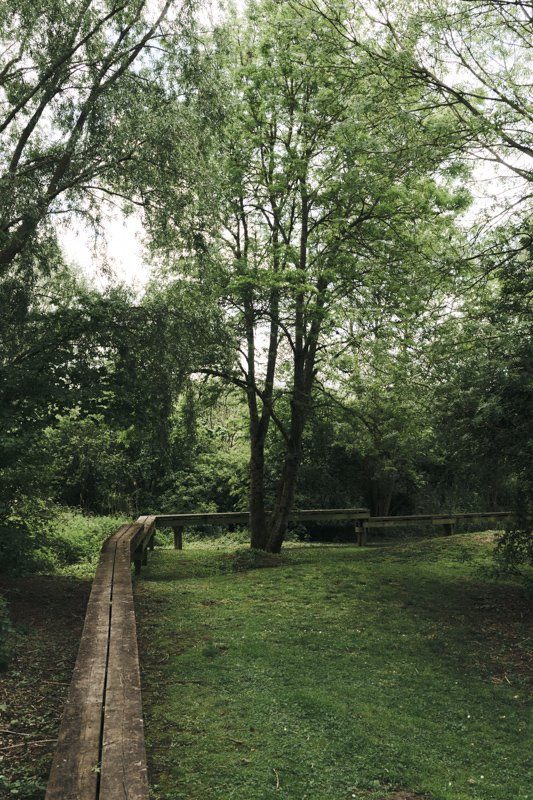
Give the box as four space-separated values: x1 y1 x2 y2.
100 535 148 798
45 522 150 800
156 508 370 528
364 511 511 529
45 526 129 799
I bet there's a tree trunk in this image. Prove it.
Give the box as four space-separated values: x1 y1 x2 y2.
371 480 394 517
266 388 308 553
249 434 269 550
266 448 301 553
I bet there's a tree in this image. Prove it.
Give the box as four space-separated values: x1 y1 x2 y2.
180 0 470 551
0 0 192 273
291 0 533 184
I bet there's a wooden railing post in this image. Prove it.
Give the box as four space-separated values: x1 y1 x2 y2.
174 526 183 550
355 520 367 546
134 548 143 575
443 522 455 536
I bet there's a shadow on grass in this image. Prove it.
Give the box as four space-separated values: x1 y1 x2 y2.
139 547 292 582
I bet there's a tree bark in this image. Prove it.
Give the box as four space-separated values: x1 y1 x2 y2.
266 446 302 553
249 433 269 550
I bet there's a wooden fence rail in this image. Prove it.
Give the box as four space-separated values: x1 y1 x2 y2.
156 508 511 548
156 508 370 549
359 511 512 546
45 506 510 797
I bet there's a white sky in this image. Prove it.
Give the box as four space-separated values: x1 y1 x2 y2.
60 210 149 293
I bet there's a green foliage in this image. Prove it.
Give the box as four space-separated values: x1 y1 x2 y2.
44 508 127 574
0 501 126 576
44 411 134 514
0 0 195 273
495 529 533 583
0 595 14 671
0 0 530 567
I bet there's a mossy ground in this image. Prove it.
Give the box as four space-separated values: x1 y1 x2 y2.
0 575 91 798
135 534 531 800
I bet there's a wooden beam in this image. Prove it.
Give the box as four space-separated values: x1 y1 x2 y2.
46 520 152 800
364 511 511 529
100 536 149 798
45 526 131 799
156 508 370 528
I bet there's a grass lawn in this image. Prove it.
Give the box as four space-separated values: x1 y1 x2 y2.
135 534 531 800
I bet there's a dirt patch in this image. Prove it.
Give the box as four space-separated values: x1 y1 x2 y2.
385 793 431 800
0 574 90 799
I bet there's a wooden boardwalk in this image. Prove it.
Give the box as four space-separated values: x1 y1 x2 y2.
45 517 155 800
45 507 509 796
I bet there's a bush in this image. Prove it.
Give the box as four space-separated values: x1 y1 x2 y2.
0 500 127 576
0 596 14 670
495 528 533 577
0 497 54 575
47 508 127 570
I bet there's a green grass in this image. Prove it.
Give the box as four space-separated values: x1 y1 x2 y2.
135 534 532 800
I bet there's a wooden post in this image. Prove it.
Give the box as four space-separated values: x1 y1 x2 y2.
134 550 142 575
142 547 148 566
173 526 183 550
149 533 155 551
443 522 455 536
355 520 367 547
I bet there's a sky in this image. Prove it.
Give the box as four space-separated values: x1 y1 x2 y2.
60 210 149 293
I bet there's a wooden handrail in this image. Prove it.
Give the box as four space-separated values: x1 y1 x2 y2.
155 508 510 548
155 508 370 527
364 511 511 527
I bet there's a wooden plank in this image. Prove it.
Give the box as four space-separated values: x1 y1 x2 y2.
46 520 152 800
156 508 370 528
45 526 129 799
365 511 511 529
100 535 149 798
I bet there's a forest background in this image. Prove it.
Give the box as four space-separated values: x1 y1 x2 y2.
0 0 531 573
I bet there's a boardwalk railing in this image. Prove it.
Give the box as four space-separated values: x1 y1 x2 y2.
156 508 370 548
45 506 510 797
156 508 511 548
360 511 512 546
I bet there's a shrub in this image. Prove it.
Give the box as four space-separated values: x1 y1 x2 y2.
495 528 533 577
47 508 127 569
0 500 127 576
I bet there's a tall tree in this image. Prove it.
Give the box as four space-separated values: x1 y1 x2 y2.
0 0 193 273
191 0 470 551
291 0 533 184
